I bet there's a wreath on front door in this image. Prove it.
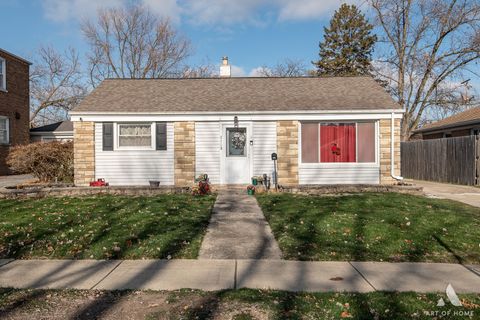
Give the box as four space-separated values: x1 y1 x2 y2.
231 131 246 149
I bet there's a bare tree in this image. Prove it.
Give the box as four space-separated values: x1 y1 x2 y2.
370 0 480 140
255 58 308 77
82 4 191 86
179 63 217 78
30 46 87 127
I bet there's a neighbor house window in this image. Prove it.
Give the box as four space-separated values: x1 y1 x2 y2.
301 122 376 163
0 117 9 144
0 58 5 91
118 123 152 148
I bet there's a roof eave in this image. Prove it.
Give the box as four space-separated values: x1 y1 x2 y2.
415 118 480 133
0 49 32 65
70 108 405 116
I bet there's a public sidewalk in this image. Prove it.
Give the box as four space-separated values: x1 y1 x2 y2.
0 259 479 293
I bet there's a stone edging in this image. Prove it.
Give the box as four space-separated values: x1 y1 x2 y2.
0 184 423 199
0 186 191 199
279 184 423 195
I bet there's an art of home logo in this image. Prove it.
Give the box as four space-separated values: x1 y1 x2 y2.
423 284 475 317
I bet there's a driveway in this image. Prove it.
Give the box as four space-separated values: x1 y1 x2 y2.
0 174 35 188
412 180 480 207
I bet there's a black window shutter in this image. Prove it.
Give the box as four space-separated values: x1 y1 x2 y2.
102 122 114 151
156 122 167 150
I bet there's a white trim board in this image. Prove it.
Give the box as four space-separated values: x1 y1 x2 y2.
71 112 403 122
71 109 405 116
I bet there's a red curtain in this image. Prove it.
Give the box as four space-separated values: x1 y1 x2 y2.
320 124 356 162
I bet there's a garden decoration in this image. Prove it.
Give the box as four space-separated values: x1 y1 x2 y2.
252 175 264 186
247 185 256 195
149 180 160 187
89 178 109 187
193 173 210 196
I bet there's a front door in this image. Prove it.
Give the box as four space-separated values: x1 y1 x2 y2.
222 125 251 184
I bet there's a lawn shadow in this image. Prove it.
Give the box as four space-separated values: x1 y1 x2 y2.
432 235 464 264
0 288 47 318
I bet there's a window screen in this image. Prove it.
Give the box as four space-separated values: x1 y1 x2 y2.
301 123 319 163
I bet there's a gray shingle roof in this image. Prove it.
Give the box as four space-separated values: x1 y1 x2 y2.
30 121 73 132
415 107 480 133
72 76 400 114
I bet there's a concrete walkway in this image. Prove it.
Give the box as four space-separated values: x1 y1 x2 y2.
198 189 282 259
0 259 479 293
412 180 480 207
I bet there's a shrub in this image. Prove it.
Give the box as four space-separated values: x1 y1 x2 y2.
7 141 74 182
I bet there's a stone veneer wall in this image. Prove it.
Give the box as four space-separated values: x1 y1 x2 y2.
379 118 401 184
174 121 195 186
73 121 95 186
276 120 299 186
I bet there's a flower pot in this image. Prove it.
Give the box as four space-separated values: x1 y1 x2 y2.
247 189 255 195
252 178 258 185
149 180 160 187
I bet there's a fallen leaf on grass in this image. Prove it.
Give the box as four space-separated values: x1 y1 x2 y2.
341 311 352 318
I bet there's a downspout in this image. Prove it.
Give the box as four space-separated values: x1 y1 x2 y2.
391 112 404 182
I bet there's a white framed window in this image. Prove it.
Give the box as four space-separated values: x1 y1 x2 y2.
0 58 5 91
0 117 9 144
116 123 154 149
300 121 377 164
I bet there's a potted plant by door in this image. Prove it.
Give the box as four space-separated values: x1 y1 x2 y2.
149 180 160 187
247 185 256 195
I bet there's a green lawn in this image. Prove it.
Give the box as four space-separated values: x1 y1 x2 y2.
256 193 480 263
0 194 216 259
0 288 479 320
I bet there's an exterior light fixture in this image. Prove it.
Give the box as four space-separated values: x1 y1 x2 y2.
234 116 239 129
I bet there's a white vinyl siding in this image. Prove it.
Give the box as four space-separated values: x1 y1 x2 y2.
299 166 380 184
195 122 221 184
95 122 174 186
252 121 277 177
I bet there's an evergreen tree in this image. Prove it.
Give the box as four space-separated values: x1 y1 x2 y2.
314 4 376 76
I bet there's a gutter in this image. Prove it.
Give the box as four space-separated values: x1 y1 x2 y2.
69 109 406 116
391 112 403 182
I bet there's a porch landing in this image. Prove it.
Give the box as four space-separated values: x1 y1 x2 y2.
198 189 282 260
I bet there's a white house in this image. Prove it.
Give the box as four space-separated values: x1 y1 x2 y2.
71 59 403 187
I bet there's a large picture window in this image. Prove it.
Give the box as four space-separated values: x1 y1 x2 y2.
118 123 152 148
301 122 376 163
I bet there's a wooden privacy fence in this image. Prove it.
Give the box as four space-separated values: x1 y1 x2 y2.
401 135 479 185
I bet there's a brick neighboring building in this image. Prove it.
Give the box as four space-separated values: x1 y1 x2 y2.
0 49 31 175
